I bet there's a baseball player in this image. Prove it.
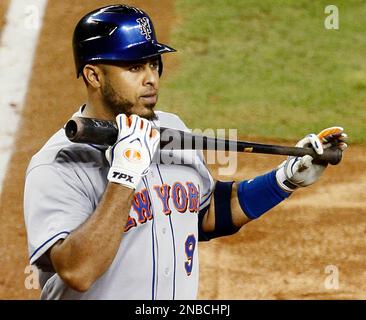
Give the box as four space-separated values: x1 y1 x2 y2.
23 5 348 300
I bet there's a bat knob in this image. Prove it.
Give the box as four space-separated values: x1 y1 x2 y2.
313 147 343 166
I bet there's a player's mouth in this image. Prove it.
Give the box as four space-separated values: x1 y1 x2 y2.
140 92 158 105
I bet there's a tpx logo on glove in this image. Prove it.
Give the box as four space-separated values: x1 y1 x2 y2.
112 171 134 183
123 148 142 163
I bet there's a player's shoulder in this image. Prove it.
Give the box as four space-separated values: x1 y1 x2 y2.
154 110 190 132
26 128 106 176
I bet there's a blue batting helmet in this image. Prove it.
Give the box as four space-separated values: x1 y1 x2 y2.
73 4 176 78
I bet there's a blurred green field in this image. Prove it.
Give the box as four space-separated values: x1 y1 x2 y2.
158 0 366 142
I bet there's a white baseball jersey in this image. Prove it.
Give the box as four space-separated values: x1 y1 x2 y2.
24 108 215 300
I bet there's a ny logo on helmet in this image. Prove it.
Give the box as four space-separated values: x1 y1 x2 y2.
136 17 152 40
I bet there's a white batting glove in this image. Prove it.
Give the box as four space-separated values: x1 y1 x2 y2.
317 126 348 151
105 114 160 189
276 126 348 192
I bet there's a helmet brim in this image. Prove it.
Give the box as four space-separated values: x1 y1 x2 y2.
77 41 176 77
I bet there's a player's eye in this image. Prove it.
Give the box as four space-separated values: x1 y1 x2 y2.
150 60 159 70
129 65 142 72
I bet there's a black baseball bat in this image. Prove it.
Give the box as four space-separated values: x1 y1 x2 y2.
64 117 342 165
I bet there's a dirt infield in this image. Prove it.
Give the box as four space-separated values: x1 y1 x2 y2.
0 0 10 31
0 0 365 300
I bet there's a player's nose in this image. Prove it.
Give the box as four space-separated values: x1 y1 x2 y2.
143 64 158 88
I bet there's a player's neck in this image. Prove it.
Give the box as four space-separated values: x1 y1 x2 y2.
82 99 115 121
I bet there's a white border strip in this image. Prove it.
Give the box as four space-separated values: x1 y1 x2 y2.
0 0 48 194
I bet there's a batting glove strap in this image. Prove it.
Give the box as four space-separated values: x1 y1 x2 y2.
107 167 144 189
276 166 299 192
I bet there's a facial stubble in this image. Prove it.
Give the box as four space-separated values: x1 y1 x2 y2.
101 79 157 120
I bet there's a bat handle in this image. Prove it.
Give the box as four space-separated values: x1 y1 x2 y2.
312 147 342 165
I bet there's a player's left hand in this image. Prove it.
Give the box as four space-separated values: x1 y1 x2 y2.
276 126 348 192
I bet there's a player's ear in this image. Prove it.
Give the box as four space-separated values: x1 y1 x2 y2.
82 64 103 88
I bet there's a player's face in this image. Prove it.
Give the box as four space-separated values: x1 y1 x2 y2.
100 58 160 120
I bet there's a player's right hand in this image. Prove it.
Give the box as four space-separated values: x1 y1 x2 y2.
105 114 160 189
